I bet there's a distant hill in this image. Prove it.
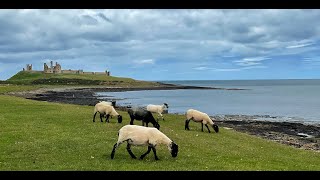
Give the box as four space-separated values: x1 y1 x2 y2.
2 71 161 87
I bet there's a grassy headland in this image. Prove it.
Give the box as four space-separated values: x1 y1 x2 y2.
2 71 163 87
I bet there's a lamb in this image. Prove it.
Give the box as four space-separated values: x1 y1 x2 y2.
93 102 122 123
146 103 169 121
110 125 178 160
127 107 160 130
185 109 219 133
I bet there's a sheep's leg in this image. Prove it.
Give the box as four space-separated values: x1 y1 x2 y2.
99 113 104 122
111 143 119 159
205 124 211 133
105 114 110 123
151 146 159 160
159 113 164 121
126 143 136 159
140 146 152 160
185 119 191 130
129 116 134 125
93 112 97 122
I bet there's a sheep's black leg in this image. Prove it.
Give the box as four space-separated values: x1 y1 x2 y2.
151 146 159 160
99 113 104 122
205 124 211 133
93 112 97 122
126 143 136 159
140 146 152 160
185 119 190 130
111 143 118 159
201 123 204 132
129 116 134 125
105 114 110 123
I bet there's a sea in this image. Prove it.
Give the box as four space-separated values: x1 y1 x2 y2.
95 79 320 125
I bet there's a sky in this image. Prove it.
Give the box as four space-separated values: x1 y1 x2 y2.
1 9 320 81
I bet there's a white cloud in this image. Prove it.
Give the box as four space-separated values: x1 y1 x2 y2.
234 56 270 66
193 66 210 70
286 43 314 49
134 59 155 64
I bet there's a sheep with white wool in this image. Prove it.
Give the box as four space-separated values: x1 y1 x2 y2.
111 125 178 160
146 103 169 121
185 109 219 133
98 101 116 118
93 102 122 123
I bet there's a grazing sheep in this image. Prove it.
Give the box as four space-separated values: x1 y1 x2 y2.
127 107 160 130
98 101 116 118
93 102 122 123
111 125 178 160
146 103 169 121
185 109 219 133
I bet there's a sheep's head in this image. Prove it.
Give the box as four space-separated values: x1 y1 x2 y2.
117 115 123 123
164 103 169 108
154 122 160 130
170 142 179 158
212 124 219 133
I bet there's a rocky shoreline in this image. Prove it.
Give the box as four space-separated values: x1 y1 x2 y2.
7 85 320 152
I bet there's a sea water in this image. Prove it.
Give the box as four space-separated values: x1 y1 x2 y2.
95 79 320 124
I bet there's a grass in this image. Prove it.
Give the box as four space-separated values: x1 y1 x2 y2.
4 71 161 87
0 95 320 171
0 84 41 94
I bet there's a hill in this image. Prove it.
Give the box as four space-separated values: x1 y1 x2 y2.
2 71 162 87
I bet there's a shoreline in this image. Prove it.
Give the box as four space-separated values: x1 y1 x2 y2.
7 85 320 152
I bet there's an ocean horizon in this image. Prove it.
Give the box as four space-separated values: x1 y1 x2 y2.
95 79 320 125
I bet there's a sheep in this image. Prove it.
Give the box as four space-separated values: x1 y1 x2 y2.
110 125 178 160
185 109 219 133
146 103 169 121
98 100 116 118
93 102 122 123
127 107 160 130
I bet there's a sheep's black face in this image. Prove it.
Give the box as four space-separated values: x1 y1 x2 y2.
117 115 123 123
170 142 178 157
164 103 169 108
213 124 219 133
154 123 160 130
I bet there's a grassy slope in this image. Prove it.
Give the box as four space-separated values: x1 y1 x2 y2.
0 95 319 171
5 71 160 87
8 71 136 82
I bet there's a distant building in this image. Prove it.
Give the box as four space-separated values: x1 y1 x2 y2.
23 61 110 76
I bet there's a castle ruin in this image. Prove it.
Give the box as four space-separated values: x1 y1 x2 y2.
23 61 110 76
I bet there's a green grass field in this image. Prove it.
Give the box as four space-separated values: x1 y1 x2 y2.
0 95 320 171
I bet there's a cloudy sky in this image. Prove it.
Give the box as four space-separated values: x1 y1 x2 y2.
1 9 320 81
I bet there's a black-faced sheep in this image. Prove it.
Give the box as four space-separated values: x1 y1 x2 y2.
111 125 178 160
93 102 122 123
127 107 160 130
185 109 219 133
147 103 169 121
